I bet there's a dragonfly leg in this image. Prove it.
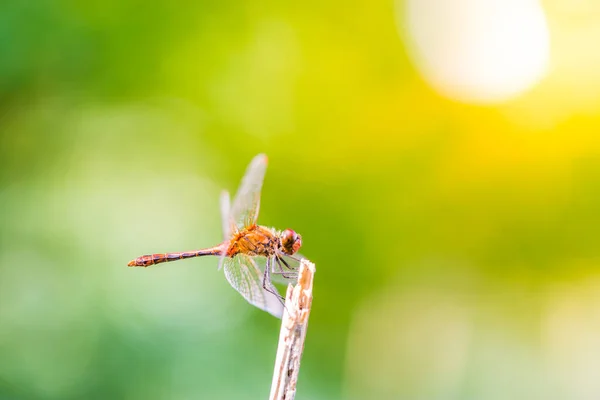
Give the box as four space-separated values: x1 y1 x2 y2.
275 256 297 280
262 257 285 305
280 256 300 272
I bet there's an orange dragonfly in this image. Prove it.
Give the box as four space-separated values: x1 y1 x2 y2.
127 154 302 318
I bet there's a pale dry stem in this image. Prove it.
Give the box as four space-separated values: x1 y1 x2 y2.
269 259 316 400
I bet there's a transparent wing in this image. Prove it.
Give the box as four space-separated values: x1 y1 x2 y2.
282 253 304 269
223 254 283 318
229 154 268 230
219 190 235 240
254 255 300 285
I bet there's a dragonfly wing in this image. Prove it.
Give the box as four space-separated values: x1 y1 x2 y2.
281 253 304 270
218 252 226 271
219 190 235 240
229 154 268 230
254 255 298 286
223 254 283 318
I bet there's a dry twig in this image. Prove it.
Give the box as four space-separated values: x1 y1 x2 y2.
269 259 316 400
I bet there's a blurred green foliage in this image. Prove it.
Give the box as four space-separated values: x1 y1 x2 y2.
2 1 600 399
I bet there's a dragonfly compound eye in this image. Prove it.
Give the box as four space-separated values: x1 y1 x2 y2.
281 228 302 255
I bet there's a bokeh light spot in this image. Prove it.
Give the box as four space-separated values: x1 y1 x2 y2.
401 0 550 103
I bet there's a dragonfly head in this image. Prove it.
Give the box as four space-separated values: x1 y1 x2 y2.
280 228 302 255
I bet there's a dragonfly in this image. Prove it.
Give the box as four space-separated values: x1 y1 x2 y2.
127 154 303 318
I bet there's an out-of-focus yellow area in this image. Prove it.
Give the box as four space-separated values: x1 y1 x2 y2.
1 0 600 399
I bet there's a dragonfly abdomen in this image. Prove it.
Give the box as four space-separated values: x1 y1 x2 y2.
127 246 223 267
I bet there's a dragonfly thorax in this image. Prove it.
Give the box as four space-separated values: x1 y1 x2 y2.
226 224 280 258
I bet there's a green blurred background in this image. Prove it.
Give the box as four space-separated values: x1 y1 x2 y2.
2 0 600 399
